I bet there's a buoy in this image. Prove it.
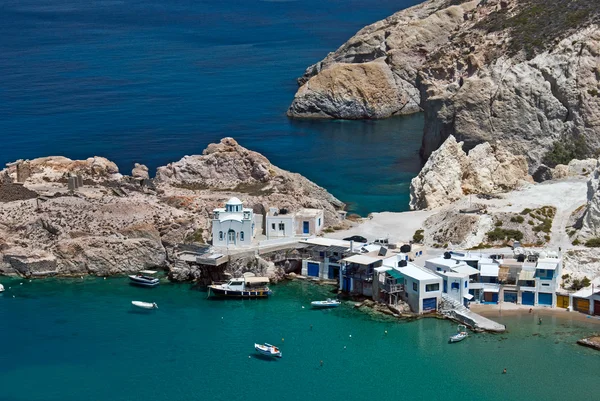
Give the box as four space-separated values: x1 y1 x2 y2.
29 280 32 282
302 306 305 309
20 282 23 285
248 355 251 359
104 277 107 280
221 317 224 319
282 338 284 342
384 330 388 335
320 360 323 366
13 295 15 298
502 368 507 374
349 334 352 338
343 346 346 349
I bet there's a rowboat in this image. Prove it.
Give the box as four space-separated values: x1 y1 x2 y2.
132 301 158 310
449 324 468 343
254 343 282 358
129 270 160 287
311 298 341 309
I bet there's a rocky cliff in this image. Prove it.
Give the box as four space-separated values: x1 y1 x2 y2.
0 139 344 279
409 135 531 209
289 0 600 174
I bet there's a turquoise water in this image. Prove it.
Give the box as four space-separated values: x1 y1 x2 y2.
1 277 599 401
0 0 424 216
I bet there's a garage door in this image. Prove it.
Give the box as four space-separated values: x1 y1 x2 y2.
504 291 517 303
328 265 339 279
574 298 590 313
557 295 570 309
522 291 535 306
422 297 437 312
538 293 553 306
307 262 320 277
595 300 600 316
484 292 498 303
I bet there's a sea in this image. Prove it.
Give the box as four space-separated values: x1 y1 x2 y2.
0 0 426 216
1 277 599 401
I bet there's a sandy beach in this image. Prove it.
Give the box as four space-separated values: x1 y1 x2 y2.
471 303 600 325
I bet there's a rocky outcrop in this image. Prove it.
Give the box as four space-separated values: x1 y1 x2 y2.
410 135 532 209
552 158 597 179
579 160 600 239
290 0 600 173
4 156 121 184
155 137 344 225
0 139 344 279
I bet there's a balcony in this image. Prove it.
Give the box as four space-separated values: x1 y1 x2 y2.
383 282 404 293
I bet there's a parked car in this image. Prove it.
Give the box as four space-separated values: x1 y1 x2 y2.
343 235 367 243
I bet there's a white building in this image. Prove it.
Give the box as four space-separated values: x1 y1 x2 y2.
398 262 442 314
265 208 324 240
211 197 255 248
300 238 365 280
437 270 472 306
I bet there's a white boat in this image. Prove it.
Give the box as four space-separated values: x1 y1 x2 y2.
311 298 341 309
254 343 282 358
132 301 158 310
0 284 4 292
129 270 160 287
449 324 468 343
208 275 271 298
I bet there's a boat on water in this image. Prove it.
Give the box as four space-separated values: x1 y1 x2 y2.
254 343 282 358
128 270 160 287
131 301 158 310
0 283 4 292
311 298 341 309
449 324 468 343
208 274 271 298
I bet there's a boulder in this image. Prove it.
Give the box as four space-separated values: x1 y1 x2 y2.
132 163 149 180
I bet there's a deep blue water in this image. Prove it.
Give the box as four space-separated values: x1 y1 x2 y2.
1 277 600 401
0 0 424 215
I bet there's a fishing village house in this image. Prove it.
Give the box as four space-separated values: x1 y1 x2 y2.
299 238 366 281
265 207 324 240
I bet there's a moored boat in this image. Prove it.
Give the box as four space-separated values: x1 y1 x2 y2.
132 301 158 309
0 283 4 292
311 298 341 309
129 270 160 287
449 324 468 343
254 343 282 358
208 274 271 298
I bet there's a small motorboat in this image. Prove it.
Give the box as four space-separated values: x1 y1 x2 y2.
132 301 158 309
254 343 282 358
449 324 468 343
129 270 160 287
311 298 341 309
0 283 4 292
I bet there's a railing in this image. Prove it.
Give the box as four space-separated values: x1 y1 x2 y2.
383 283 404 293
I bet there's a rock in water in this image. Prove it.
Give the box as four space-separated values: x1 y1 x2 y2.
290 0 600 173
409 135 531 210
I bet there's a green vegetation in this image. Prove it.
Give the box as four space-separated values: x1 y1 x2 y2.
494 221 503 227
184 228 205 244
487 228 524 242
475 0 599 59
572 238 581 245
413 229 424 244
528 220 535 225
585 237 600 247
521 208 532 215
589 88 599 97
542 136 591 167
564 275 592 291
510 215 525 223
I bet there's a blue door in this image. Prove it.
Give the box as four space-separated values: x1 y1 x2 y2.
328 265 339 279
307 262 319 277
422 297 437 312
443 279 447 293
504 291 517 303
522 291 535 305
538 293 552 305
342 277 351 292
303 221 309 234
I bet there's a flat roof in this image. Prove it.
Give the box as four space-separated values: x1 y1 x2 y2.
519 269 535 281
294 208 323 218
343 254 381 265
479 264 499 277
438 271 469 278
536 260 559 271
374 266 391 273
302 238 358 248
463 293 474 300
483 286 500 293
425 257 461 268
451 264 480 276
398 263 440 281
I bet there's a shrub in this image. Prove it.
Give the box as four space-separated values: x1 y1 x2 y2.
510 215 525 223
562 274 570 280
495 221 503 227
413 229 424 244
543 136 590 167
585 237 600 247
572 239 581 245
521 208 532 215
528 220 535 225
487 228 524 242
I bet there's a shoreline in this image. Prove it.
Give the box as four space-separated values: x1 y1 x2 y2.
470 303 600 325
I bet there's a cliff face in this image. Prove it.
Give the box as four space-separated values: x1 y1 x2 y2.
289 0 600 174
0 139 344 279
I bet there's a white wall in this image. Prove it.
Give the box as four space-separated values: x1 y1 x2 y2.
212 219 254 248
403 276 442 314
266 216 294 239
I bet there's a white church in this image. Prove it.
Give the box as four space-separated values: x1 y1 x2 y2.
211 197 255 248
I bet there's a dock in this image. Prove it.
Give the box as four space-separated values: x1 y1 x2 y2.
441 294 506 332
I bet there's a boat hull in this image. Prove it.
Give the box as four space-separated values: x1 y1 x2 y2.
129 276 159 287
132 301 157 310
208 286 271 298
254 343 282 358
311 302 340 309
449 334 467 343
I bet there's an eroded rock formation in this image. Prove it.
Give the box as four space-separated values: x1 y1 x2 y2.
409 135 531 209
